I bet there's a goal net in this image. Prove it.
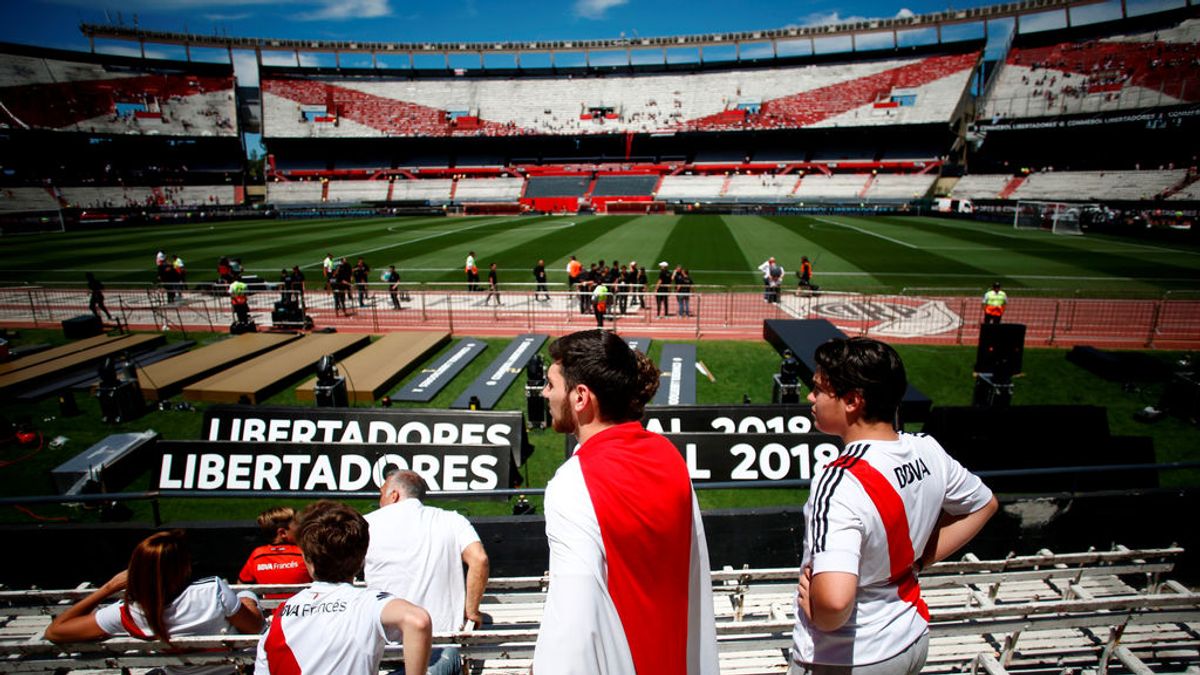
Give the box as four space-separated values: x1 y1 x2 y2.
1013 201 1095 235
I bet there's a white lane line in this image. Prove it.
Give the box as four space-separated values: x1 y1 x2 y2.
813 217 919 249
301 218 511 269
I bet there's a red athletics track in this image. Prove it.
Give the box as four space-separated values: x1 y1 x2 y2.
1 287 1198 349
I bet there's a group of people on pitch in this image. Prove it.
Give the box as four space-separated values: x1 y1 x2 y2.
45 330 996 675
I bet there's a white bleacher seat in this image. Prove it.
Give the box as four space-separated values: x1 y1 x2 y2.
261 50 978 139
161 186 237 207
391 179 453 202
655 175 727 200
949 174 1012 200
1167 179 1200 201
981 18 1200 120
1009 170 1185 202
58 186 156 209
1 546 1195 675
864 174 937 200
325 180 390 204
0 187 60 213
267 181 324 205
793 174 870 201
0 52 237 137
724 174 799 199
454 178 524 202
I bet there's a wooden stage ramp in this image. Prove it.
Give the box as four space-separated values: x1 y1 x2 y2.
138 332 303 402
295 330 450 403
182 333 369 404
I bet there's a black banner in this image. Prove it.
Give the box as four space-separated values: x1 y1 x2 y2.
663 432 843 483
202 405 532 467
653 343 697 406
566 404 819 458
644 404 815 435
452 334 547 410
156 440 509 493
391 338 488 402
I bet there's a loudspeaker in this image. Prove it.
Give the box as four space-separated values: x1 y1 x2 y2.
62 314 102 339
1161 372 1200 422
314 378 348 407
230 320 257 335
976 323 1025 375
98 380 143 424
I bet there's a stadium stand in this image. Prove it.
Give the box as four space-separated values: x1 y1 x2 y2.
266 180 324 205
325 179 390 203
1167 177 1200 200
2 546 1195 674
390 178 453 202
1009 169 1186 201
982 18 1200 120
57 186 156 210
453 177 524 202
793 173 871 201
863 173 938 200
524 176 589 198
655 174 728 200
260 49 979 138
724 174 800 200
590 175 658 197
0 187 59 213
0 45 237 137
948 173 1013 200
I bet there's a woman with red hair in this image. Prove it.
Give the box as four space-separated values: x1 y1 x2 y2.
44 529 263 672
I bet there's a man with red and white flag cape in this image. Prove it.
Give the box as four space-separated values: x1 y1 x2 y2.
533 329 719 675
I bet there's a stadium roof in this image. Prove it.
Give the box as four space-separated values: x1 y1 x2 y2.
80 0 1107 60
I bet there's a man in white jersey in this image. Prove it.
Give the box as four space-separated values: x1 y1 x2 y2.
793 338 997 674
365 470 490 675
255 500 431 675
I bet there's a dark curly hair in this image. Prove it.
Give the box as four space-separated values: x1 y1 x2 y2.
296 500 369 583
548 329 660 422
813 337 907 424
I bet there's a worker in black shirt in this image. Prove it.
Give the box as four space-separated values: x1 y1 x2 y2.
533 260 549 301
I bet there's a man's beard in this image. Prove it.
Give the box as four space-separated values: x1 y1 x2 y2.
549 397 575 435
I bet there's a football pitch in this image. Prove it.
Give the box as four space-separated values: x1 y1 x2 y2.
3 214 1199 294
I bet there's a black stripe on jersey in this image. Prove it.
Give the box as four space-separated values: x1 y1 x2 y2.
811 443 870 555
251 550 304 561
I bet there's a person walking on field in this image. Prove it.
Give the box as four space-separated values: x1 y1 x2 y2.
654 261 672 318
466 251 479 292
982 282 1007 324
484 262 501 306
85 273 114 321
532 259 549 301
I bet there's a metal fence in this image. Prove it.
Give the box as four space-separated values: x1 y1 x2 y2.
2 282 1199 348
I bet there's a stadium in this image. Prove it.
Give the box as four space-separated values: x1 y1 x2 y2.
0 0 1199 671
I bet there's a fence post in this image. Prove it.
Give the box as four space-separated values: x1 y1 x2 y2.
26 289 38 327
420 287 428 322
694 294 701 338
1146 299 1163 348
1049 300 1061 346
956 297 966 346
446 291 454 333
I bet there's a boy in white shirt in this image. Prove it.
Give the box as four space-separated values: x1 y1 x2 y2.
793 338 997 673
255 500 432 675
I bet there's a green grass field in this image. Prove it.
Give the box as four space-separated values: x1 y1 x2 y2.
1 213 1197 525
4 213 1199 294
1 327 1196 526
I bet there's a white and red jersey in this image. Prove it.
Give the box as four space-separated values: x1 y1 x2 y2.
363 499 480 633
254 582 397 675
793 432 993 666
533 422 719 675
94 576 246 675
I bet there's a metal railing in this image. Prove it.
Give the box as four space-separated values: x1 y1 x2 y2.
2 282 1198 347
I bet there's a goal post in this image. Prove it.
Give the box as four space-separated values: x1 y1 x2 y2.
1013 200 1096 235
